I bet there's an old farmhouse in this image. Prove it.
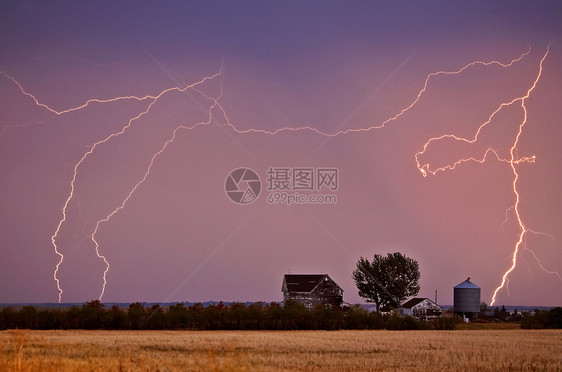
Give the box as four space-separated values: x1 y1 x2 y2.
398 298 443 320
282 274 343 309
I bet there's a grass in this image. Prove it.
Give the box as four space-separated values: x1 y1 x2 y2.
0 329 560 371
455 322 522 330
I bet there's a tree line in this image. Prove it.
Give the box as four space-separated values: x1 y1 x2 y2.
520 308 562 329
0 300 457 331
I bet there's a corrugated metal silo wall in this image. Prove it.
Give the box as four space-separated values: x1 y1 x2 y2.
453 287 480 312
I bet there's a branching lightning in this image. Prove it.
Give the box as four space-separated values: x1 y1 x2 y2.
1 43 557 304
90 117 218 300
522 230 561 281
223 46 531 137
0 70 163 116
1 68 222 302
414 42 556 305
487 44 553 306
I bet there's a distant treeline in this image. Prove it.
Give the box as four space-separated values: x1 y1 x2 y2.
0 300 457 331
520 308 562 329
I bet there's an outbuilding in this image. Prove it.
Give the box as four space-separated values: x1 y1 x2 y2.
398 298 443 320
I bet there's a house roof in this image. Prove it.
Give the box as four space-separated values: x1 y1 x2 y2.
400 298 426 308
454 279 480 289
400 297 441 309
283 274 341 293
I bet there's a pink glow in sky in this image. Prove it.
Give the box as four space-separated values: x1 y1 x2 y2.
0 2 561 306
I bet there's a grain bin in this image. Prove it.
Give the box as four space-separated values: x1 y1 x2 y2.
453 277 480 318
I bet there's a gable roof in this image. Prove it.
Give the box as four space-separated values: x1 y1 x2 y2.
401 297 441 309
283 274 341 293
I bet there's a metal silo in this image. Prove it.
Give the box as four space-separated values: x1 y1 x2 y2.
454 278 480 318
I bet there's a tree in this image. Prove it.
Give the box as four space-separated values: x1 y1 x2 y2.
549 307 562 328
83 300 104 311
20 306 39 329
128 302 146 329
352 252 420 312
81 300 105 329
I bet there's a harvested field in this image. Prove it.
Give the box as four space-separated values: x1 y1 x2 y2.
0 329 560 371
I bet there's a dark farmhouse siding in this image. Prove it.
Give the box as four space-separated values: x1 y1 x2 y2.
282 274 343 309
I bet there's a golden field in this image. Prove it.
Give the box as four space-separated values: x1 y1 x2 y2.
1 329 561 371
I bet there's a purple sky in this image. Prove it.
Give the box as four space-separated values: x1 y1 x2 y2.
1 1 561 306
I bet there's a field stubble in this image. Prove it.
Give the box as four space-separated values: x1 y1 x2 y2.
0 329 560 371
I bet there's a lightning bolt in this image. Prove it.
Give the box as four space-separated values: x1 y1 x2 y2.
89 86 226 300
490 43 553 306
222 46 531 137
0 68 223 302
417 147 536 177
523 230 561 281
3 43 553 303
58 70 223 302
0 70 163 116
412 42 554 306
90 120 215 300
524 249 562 281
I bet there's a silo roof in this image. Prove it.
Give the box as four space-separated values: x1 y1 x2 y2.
454 280 480 289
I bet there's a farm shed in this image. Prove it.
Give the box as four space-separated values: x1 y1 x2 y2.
282 274 343 309
398 298 443 320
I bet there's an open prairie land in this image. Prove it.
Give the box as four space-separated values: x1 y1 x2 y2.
1 329 560 371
